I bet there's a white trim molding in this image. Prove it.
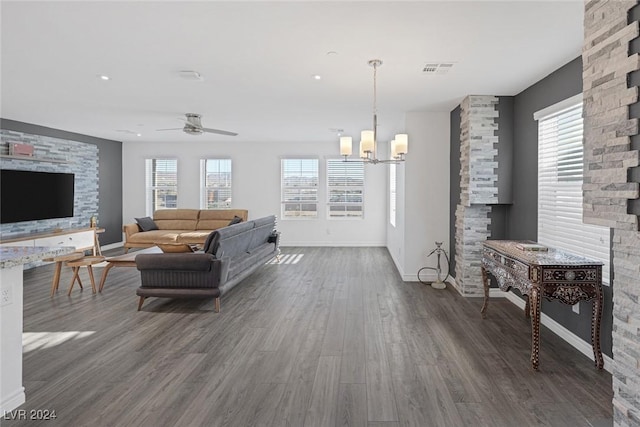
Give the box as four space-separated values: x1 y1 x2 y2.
533 92 583 121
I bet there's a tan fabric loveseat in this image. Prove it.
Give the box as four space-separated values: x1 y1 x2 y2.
122 209 248 252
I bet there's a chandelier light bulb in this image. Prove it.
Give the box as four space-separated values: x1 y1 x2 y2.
395 134 408 155
340 136 353 156
391 139 398 159
361 130 374 153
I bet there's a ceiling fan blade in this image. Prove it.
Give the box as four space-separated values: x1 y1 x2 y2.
202 127 238 136
156 128 183 131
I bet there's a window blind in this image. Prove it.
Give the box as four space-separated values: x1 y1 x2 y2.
536 99 610 284
326 159 364 218
281 159 318 218
145 158 177 215
201 159 232 209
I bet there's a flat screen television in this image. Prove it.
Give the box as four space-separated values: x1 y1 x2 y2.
1 169 75 224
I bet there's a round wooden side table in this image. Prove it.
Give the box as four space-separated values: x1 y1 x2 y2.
65 256 106 296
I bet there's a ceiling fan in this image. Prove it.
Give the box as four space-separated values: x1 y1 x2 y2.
157 113 238 136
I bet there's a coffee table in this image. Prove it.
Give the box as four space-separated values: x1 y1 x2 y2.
98 246 162 292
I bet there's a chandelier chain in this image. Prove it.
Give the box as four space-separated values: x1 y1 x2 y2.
373 62 378 117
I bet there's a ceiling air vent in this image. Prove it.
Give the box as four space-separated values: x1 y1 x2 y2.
422 63 454 74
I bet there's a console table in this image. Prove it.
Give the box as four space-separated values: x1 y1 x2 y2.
480 240 603 371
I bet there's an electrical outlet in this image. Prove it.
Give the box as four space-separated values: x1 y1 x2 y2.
572 303 580 314
1 282 13 307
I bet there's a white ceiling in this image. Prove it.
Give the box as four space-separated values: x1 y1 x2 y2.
1 1 584 144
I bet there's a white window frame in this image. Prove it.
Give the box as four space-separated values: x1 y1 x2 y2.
200 158 232 209
281 158 319 219
390 162 397 227
535 94 610 285
145 158 177 216
326 159 364 219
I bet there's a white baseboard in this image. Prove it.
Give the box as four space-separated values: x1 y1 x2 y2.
101 241 123 252
387 249 407 279
498 291 613 372
0 386 25 413
400 267 457 284
280 242 385 247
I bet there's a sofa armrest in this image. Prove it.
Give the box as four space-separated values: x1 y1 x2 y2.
136 253 222 290
123 223 141 241
268 231 281 248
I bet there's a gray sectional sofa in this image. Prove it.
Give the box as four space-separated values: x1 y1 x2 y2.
135 215 279 312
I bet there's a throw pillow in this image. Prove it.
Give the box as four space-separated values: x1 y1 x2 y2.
203 231 221 255
228 215 243 226
135 216 158 232
157 243 194 253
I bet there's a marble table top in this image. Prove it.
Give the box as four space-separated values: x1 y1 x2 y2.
0 246 74 269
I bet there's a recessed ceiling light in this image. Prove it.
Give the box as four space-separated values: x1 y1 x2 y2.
179 70 203 81
313 74 322 80
326 51 338 56
98 75 110 81
136 133 142 137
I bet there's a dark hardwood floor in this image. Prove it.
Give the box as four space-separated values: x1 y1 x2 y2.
4 247 612 426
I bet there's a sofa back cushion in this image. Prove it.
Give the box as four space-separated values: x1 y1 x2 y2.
249 215 276 250
213 221 255 259
153 209 199 230
196 209 248 230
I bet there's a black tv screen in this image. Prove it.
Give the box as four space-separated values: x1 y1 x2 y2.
1 169 75 224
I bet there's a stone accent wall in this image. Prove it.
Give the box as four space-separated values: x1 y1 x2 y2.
454 204 491 296
0 130 99 237
583 1 640 426
454 95 498 296
460 96 500 205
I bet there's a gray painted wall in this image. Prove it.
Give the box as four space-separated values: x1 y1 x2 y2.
0 119 123 245
449 57 613 357
511 57 612 357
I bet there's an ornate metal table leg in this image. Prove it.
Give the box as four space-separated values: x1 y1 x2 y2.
481 266 489 318
529 287 541 370
592 286 604 369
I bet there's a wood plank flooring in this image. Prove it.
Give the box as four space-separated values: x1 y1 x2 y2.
3 247 612 426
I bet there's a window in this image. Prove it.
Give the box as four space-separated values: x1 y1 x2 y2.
390 163 397 226
281 158 318 218
200 159 232 209
535 95 610 284
326 159 364 218
145 159 177 215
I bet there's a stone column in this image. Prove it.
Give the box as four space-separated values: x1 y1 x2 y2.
583 1 640 426
454 95 498 296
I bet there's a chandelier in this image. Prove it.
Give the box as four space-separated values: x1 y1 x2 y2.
339 59 408 164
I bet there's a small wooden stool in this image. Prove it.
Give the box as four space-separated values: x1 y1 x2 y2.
46 252 85 297
65 256 106 296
